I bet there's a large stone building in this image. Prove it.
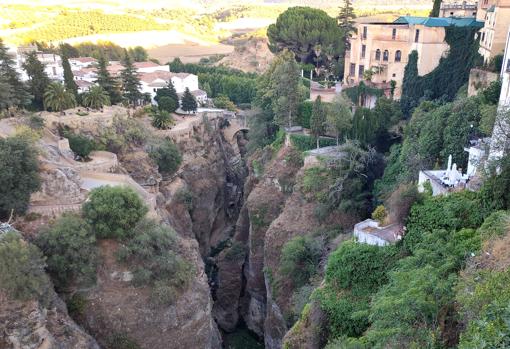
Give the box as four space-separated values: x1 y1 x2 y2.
477 0 510 63
344 16 483 99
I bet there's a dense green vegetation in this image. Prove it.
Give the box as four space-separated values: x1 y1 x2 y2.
169 59 257 104
0 231 51 302
400 27 482 116
35 213 97 290
0 136 40 219
315 183 510 348
117 219 193 305
375 90 497 199
83 186 148 239
148 138 182 175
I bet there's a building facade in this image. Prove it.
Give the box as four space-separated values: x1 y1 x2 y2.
488 25 510 162
344 16 482 99
478 0 510 63
440 1 478 17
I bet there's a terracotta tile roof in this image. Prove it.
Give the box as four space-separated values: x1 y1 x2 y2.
134 61 160 69
70 57 97 63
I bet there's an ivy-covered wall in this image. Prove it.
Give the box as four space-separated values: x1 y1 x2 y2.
400 26 482 116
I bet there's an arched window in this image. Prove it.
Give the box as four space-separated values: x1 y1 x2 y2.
383 50 389 62
395 50 402 62
375 49 381 60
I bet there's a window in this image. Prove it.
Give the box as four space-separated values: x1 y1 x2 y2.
482 32 485 42
395 50 402 62
392 73 396 77
450 12 454 16
415 29 420 43
361 44 366 58
375 49 381 60
363 26 367 39
472 12 476 16
52 67 56 75
358 64 364 77
383 50 389 62
350 63 356 76
392 28 396 40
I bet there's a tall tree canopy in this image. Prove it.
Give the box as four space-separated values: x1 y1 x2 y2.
430 0 442 17
181 88 198 114
120 50 141 106
0 39 31 111
267 7 343 65
310 96 327 148
0 136 40 219
337 0 357 52
60 50 78 97
95 54 121 104
22 52 50 110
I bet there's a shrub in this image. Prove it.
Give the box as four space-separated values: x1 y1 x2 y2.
174 187 193 211
35 213 97 289
280 235 325 288
157 96 177 113
151 109 174 130
148 138 182 175
290 134 336 151
0 136 40 219
105 333 141 349
325 240 398 296
213 95 237 111
66 133 95 159
0 232 50 302
67 293 88 317
82 186 148 239
371 205 387 224
117 219 193 305
27 114 45 130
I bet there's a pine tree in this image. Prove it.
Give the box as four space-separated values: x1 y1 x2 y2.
95 54 121 104
0 39 31 110
61 50 78 97
120 50 141 106
181 88 198 114
22 52 51 110
430 0 441 17
310 96 327 149
154 80 179 112
337 0 357 52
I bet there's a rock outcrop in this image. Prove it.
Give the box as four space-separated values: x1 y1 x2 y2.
0 287 99 349
77 239 221 349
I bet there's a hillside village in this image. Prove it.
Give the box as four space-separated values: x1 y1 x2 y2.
1 1 510 349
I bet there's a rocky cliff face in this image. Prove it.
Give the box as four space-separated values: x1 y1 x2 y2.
212 142 358 348
0 287 99 349
76 239 221 349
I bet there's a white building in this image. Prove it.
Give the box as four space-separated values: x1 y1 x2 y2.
488 25 510 162
134 61 169 73
14 47 64 82
353 219 403 246
69 57 97 71
418 154 471 195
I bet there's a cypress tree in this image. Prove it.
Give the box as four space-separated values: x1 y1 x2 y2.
181 88 198 114
61 51 78 97
310 96 327 149
0 39 31 110
22 51 50 110
95 54 121 104
120 50 141 106
430 0 441 17
337 0 357 51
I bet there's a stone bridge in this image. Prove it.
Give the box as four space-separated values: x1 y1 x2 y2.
223 118 250 142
